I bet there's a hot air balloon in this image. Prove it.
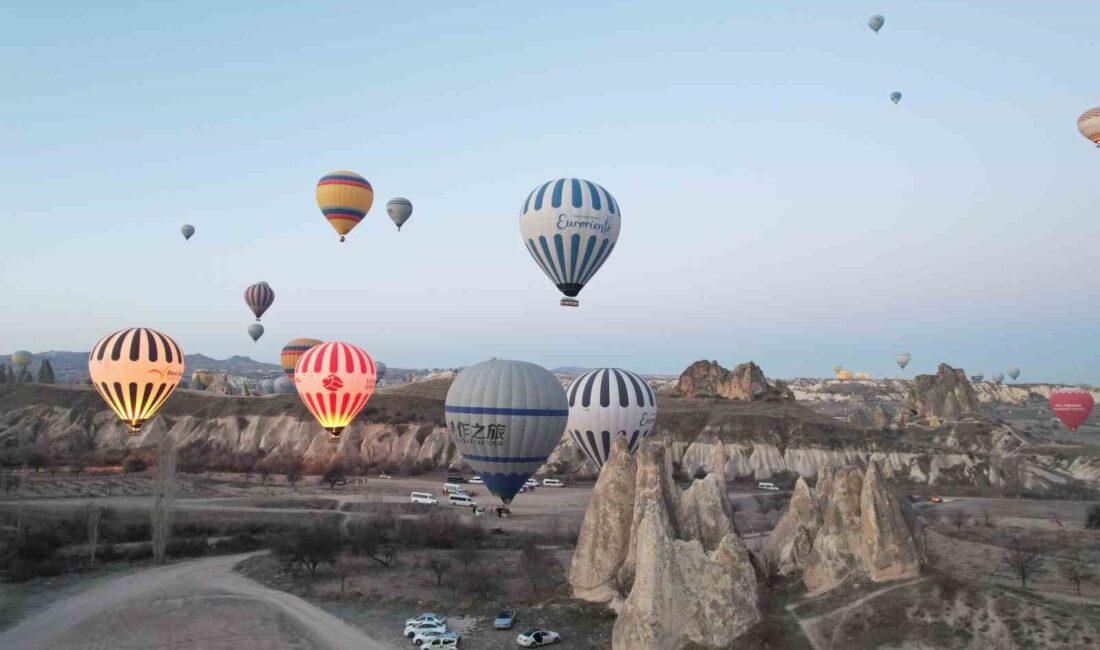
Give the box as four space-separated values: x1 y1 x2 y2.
1007 367 1020 381
566 368 657 469
274 376 296 394
895 352 911 369
88 328 184 434
993 372 1005 384
244 282 274 321
11 350 32 370
375 361 387 381
386 197 413 231
294 341 377 439
868 15 885 33
260 378 275 395
445 359 568 504
281 338 324 379
1077 107 1100 147
1049 388 1094 432
970 373 984 382
890 92 902 105
180 224 195 241
520 178 621 307
248 323 264 342
316 171 374 242
832 365 843 375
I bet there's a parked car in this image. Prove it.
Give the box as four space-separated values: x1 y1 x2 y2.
541 478 564 487
418 634 460 649
448 493 477 507
446 474 466 484
405 613 446 627
405 621 447 639
413 629 460 646
474 506 486 517
517 629 561 646
468 476 484 484
494 608 516 629
443 483 467 495
379 474 393 479
929 495 943 504
410 492 438 505
757 482 780 491
524 478 539 488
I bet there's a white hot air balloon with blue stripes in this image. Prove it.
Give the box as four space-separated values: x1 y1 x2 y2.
444 359 568 505
566 368 657 469
520 178 621 307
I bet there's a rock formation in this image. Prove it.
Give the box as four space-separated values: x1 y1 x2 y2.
803 466 865 593
36 359 55 384
762 476 822 575
204 372 232 395
5 366 16 383
902 363 982 424
570 440 760 649
15 368 31 383
859 463 921 582
676 360 794 402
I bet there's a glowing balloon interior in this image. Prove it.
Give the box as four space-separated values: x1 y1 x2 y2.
294 341 377 438
88 327 185 434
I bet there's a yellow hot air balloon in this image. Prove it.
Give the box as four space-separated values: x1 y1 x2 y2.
88 328 184 434
316 171 374 242
281 338 323 380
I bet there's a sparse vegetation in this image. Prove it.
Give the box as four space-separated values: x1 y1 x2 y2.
1002 536 1045 589
1058 553 1096 595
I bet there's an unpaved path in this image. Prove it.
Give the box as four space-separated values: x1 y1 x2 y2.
788 578 927 650
0 552 397 650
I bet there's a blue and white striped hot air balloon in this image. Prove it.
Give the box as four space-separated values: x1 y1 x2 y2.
444 359 568 505
520 178 621 307
566 368 657 469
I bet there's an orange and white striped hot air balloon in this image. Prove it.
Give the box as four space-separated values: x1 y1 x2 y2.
1078 107 1100 147
294 341 377 439
316 171 374 242
88 328 185 434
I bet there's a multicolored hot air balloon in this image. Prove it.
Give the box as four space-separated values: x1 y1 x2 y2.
520 178 621 307
88 328 184 434
895 352 911 369
281 338 324 379
566 368 657 469
294 341 377 439
890 92 902 105
316 171 374 242
868 15 885 33
274 376 296 394
386 197 413 231
1077 107 1100 147
1049 388 1094 432
1007 366 1020 381
180 224 195 241
993 372 1005 384
247 323 264 342
11 350 32 370
445 359 568 504
244 282 274 321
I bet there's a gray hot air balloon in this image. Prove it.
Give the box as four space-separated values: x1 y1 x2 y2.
260 378 276 395
180 224 195 241
1007 366 1020 381
375 361 387 381
992 372 1005 384
868 15 885 33
386 198 413 231
248 323 264 342
970 373 984 383
890 92 902 105
895 352 911 369
444 359 568 505
274 376 296 394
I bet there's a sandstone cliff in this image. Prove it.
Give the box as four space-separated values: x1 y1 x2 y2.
676 360 794 402
901 363 983 424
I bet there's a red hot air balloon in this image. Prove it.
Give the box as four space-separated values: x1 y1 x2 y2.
294 341 377 439
1049 388 1095 432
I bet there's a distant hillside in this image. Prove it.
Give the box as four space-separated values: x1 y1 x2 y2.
0 350 282 383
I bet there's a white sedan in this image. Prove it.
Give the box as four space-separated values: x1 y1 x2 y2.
405 622 447 639
468 476 484 484
517 629 561 646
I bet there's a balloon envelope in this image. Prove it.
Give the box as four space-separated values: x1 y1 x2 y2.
316 171 374 242
274 376 296 394
970 374 984 382
520 178 621 306
375 361 387 381
180 224 195 241
294 342 377 438
260 378 275 395
244 282 274 321
1077 107 1100 146
992 372 1004 384
88 328 184 434
566 368 657 469
281 338 324 379
1007 367 1020 380
1049 388 1094 431
386 197 413 230
248 323 264 342
444 359 568 504
868 15 885 32
895 352 911 369
890 92 902 104
11 350 33 369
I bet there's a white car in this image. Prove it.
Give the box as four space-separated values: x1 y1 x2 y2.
757 482 780 491
413 629 458 646
517 629 561 646
405 613 446 627
379 474 393 479
448 493 477 508
410 492 438 505
405 622 447 639
468 476 484 484
524 478 539 488
541 478 563 487
418 636 459 649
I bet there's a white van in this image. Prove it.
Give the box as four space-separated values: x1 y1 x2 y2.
448 493 477 507
443 483 467 495
542 478 564 487
410 492 438 505
757 482 780 491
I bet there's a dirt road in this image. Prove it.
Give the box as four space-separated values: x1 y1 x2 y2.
0 552 398 650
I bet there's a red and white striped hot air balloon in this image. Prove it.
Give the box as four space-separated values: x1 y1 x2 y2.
294 341 377 439
1078 107 1100 148
1049 388 1094 432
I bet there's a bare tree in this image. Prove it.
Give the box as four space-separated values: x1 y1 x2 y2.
948 509 968 532
348 520 396 567
1003 536 1045 589
611 569 633 599
322 462 347 491
979 508 995 528
426 556 451 586
285 458 304 488
756 550 781 588
1047 509 1063 528
998 455 1025 501
521 542 550 595
465 564 499 600
455 540 480 575
151 437 177 565
1058 554 1096 595
86 502 104 567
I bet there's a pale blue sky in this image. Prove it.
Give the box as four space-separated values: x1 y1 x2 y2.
1 1 1098 382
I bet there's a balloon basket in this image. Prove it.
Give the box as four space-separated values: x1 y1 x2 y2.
560 298 579 308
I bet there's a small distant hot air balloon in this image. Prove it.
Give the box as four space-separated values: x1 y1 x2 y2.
274 376 296 394
244 282 274 321
247 323 264 342
88 328 184 434
180 224 195 241
992 372 1005 384
832 364 843 375
294 341 377 439
375 361 387 381
11 350 33 370
260 378 276 395
1077 107 1100 148
970 373 984 382
1049 388 1094 432
520 178 621 307
895 352 911 369
386 198 413 231
1007 366 1020 381
316 171 374 242
281 338 324 380
868 15 885 33
566 368 657 469
890 92 902 105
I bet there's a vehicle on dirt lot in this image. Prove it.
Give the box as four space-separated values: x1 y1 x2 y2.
405 621 447 639
525 478 539 488
448 493 477 507
494 608 516 629
542 478 563 487
517 629 561 646
405 613 446 627
468 476 484 484
418 635 460 649
413 629 460 646
446 475 466 484
757 482 779 491
929 495 943 503
410 492 438 505
443 483 467 495
474 506 486 517
379 474 393 479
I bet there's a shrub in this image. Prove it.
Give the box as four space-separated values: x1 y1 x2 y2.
167 537 208 558
123 457 148 474
1087 504 1100 530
